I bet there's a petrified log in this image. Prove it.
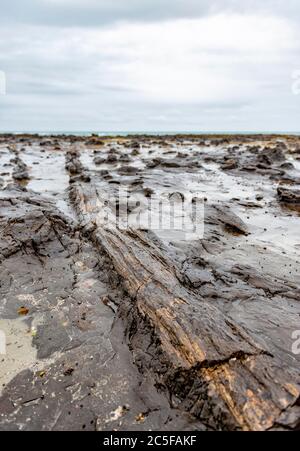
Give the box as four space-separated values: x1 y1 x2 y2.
69 181 300 431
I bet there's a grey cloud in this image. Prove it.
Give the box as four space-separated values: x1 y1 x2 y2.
1 0 300 27
0 1 300 132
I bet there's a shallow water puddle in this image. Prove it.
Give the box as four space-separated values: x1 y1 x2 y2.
22 147 69 196
20 146 75 218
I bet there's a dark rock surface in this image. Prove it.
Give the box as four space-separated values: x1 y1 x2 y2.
277 186 300 204
0 133 299 431
0 187 199 431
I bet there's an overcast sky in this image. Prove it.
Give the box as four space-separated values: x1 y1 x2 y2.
0 0 300 132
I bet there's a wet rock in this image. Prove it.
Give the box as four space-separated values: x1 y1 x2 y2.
206 205 250 235
13 170 30 181
12 157 30 181
86 137 105 146
161 159 181 168
221 159 238 170
277 186 300 204
240 164 257 172
177 152 188 158
131 148 140 156
117 166 138 175
280 162 294 170
65 149 84 175
131 141 140 149
146 158 161 169
143 187 154 198
183 267 214 288
106 154 118 163
119 154 131 162
65 162 80 175
255 194 264 201
258 146 285 165
93 156 106 165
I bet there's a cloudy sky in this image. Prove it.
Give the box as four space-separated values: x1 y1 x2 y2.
0 0 300 132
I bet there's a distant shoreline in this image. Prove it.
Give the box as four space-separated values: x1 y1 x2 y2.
1 131 300 139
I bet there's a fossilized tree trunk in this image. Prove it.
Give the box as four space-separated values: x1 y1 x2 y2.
69 180 300 431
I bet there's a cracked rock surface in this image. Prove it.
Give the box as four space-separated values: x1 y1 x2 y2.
0 134 300 431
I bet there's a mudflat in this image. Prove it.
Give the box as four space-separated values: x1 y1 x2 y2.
0 133 299 431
